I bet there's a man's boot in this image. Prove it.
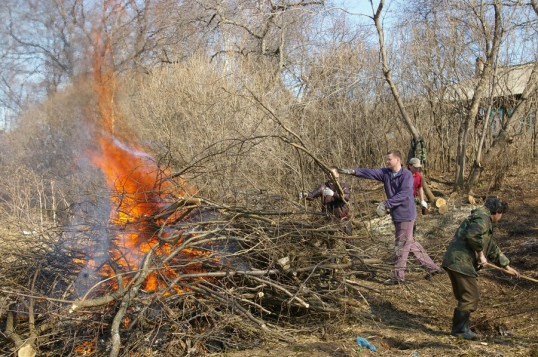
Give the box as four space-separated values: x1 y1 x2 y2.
451 309 481 340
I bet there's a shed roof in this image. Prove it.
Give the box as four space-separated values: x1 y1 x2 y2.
443 62 535 102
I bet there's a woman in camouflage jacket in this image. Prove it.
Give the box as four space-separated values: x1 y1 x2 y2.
442 198 519 340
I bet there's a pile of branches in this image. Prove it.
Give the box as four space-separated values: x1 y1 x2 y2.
0 194 391 357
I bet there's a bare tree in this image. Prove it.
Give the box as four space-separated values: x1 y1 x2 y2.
466 1 538 190
367 0 437 201
0 0 91 100
369 0 537 193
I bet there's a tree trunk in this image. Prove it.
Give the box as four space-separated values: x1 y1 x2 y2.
372 0 434 202
454 3 503 191
454 111 469 190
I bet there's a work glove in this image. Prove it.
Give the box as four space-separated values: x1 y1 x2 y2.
376 202 387 216
337 168 355 175
322 187 334 197
421 200 428 208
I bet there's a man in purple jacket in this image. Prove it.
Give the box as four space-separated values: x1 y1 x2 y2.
338 150 441 284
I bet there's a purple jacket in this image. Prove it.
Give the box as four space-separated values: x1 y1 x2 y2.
352 167 416 222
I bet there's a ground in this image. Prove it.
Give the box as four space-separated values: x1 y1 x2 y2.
208 167 538 357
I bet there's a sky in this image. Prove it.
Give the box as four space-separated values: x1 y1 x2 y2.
339 0 375 15
333 0 398 27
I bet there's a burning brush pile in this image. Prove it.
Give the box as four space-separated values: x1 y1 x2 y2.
0 53 387 357
0 130 387 356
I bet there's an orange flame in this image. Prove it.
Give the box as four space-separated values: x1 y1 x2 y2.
75 340 95 355
80 15 203 294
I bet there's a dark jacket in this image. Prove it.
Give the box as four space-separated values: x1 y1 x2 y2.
307 180 351 220
351 167 416 222
442 206 510 277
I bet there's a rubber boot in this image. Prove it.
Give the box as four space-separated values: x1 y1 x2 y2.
451 309 481 340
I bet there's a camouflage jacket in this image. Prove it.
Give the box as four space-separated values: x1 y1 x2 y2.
442 206 510 277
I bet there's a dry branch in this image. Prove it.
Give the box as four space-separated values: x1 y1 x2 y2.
484 263 538 283
246 91 348 202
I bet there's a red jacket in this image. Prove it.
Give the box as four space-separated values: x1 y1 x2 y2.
412 171 422 198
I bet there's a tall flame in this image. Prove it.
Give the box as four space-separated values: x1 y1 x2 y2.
80 23 202 294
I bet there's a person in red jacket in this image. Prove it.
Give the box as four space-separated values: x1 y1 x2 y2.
408 158 428 211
